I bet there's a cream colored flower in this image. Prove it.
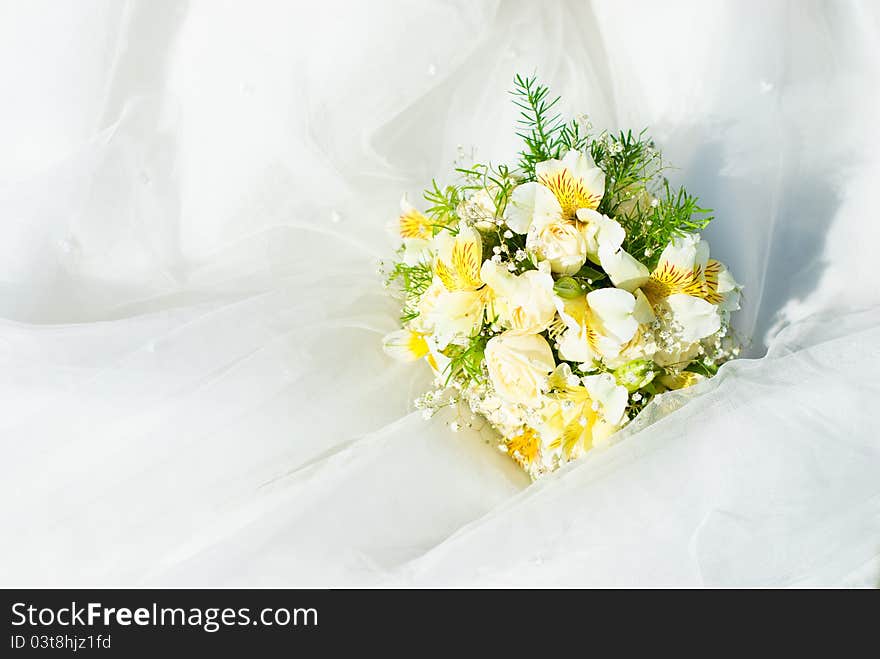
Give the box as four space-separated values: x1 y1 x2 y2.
395 198 434 266
504 150 607 274
433 223 483 292
505 150 606 234
525 214 589 274
424 224 489 348
480 260 557 333
539 365 629 459
556 287 642 365
577 208 649 291
427 288 488 349
415 276 486 350
382 328 430 362
485 332 556 407
641 234 726 341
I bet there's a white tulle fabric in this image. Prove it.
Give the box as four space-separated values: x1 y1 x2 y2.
1 0 879 586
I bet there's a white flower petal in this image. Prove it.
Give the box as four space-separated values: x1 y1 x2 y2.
535 157 566 181
632 288 656 324
717 265 738 293
667 293 721 342
428 289 485 348
402 237 432 266
694 238 711 271
577 209 625 262
598 245 650 292
505 182 561 234
479 259 514 297
582 372 628 426
481 261 556 334
657 233 700 272
561 149 606 198
586 287 638 344
557 327 597 364
382 329 429 362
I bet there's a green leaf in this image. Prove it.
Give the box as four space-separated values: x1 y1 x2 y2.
573 263 606 281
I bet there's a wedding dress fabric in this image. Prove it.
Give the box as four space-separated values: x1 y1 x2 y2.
1 0 879 586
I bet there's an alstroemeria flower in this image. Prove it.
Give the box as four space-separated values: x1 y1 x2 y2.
537 365 628 459
424 224 489 347
480 260 557 334
506 150 606 230
414 275 487 350
433 223 483 292
427 288 489 349
504 150 606 274
503 426 542 471
506 150 606 228
640 234 734 341
577 208 650 291
382 327 446 373
395 198 434 265
382 328 430 362
658 371 706 390
555 287 653 364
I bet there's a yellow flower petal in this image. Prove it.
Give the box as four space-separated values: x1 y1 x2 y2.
382 329 430 362
434 225 483 291
398 200 433 240
505 427 541 469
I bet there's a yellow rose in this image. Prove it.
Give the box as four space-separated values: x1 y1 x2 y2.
484 332 556 406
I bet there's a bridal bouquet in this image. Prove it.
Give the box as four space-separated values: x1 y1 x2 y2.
382 76 742 479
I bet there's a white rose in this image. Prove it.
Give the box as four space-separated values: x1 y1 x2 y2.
480 260 557 334
526 218 587 275
485 332 556 406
